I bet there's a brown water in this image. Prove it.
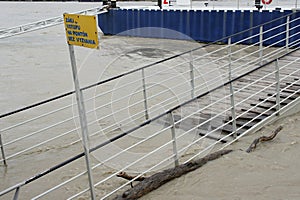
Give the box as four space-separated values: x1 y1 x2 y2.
1 2 298 200
0 4 214 198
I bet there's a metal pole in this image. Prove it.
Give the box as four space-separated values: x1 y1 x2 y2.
275 58 281 115
259 25 263 66
189 51 195 98
296 0 298 8
0 133 7 166
13 187 20 200
286 16 290 52
169 112 179 167
68 44 96 200
228 37 237 138
228 37 232 81
237 0 240 10
141 68 149 120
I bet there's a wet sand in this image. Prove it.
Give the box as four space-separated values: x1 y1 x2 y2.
142 103 300 200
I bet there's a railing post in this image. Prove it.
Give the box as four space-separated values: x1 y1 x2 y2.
0 133 7 166
286 15 290 52
189 50 195 98
228 37 232 74
228 37 237 138
259 25 263 66
141 68 149 120
275 58 281 115
13 187 20 200
169 112 179 167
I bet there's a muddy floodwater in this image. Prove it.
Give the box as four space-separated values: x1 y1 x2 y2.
0 1 299 200
0 2 221 199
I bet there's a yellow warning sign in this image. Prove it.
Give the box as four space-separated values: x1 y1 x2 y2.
63 13 99 49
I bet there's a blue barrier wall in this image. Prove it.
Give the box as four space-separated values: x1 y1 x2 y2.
98 9 300 46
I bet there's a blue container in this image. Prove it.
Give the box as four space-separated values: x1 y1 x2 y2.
98 9 299 47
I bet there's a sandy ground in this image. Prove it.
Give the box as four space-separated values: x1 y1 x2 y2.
142 103 300 200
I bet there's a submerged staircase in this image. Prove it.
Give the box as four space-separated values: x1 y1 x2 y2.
168 50 300 143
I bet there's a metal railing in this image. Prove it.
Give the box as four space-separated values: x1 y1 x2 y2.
0 10 300 200
0 5 108 39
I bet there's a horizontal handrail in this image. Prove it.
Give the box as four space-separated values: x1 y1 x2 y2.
1 10 299 121
2 40 299 196
2 20 293 155
0 6 109 39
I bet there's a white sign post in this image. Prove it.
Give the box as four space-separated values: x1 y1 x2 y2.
64 13 99 200
68 44 96 200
